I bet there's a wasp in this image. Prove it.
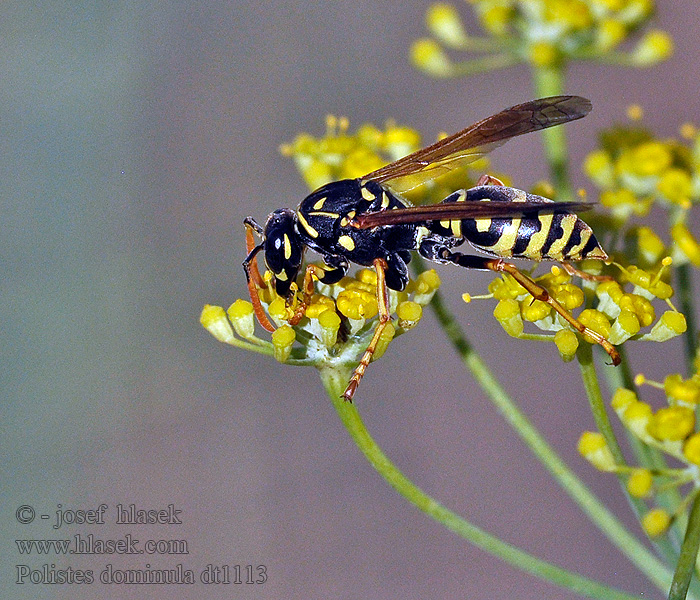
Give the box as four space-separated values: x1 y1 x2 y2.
243 96 620 402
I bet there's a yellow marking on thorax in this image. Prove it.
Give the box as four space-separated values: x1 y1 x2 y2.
312 196 327 210
415 225 430 245
361 186 375 201
283 234 292 259
297 211 319 238
380 192 390 209
308 210 340 218
338 235 356 251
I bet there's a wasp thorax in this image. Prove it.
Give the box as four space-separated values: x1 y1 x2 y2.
263 208 304 296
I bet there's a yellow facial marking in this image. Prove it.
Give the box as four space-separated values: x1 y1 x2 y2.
338 235 356 251
283 234 292 260
313 196 327 210
297 211 319 238
276 270 288 281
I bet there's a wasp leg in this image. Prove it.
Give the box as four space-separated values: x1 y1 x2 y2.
343 258 392 402
475 174 506 186
244 219 266 288
421 243 621 366
287 259 348 326
561 261 613 283
242 242 276 333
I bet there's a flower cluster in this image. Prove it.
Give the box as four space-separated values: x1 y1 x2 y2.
412 1 672 78
579 372 700 537
202 267 441 377
470 257 686 362
584 112 700 268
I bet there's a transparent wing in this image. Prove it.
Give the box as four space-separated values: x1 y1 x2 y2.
363 96 591 195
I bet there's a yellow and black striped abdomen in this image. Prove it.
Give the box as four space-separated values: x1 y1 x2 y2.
459 187 607 262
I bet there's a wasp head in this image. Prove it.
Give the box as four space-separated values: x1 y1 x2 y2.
259 208 304 297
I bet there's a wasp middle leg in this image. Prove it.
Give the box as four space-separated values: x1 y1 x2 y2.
342 257 392 402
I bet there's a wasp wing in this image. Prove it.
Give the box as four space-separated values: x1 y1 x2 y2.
363 96 591 195
353 200 594 229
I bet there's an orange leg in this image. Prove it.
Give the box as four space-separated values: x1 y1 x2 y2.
489 259 621 365
561 261 613 283
343 258 392 402
286 264 327 326
475 174 506 186
243 224 276 333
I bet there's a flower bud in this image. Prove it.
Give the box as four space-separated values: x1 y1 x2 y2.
227 299 256 339
578 432 616 471
271 325 296 362
200 304 236 344
642 509 671 537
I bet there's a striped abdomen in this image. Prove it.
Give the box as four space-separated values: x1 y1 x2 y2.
440 186 607 262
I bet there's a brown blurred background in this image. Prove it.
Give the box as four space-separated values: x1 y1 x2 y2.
3 2 700 599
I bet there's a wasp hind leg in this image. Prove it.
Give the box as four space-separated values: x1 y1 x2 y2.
420 242 621 366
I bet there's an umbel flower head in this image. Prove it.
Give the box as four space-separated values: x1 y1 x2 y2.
412 0 672 78
584 109 700 268
467 255 686 363
579 371 700 538
201 267 441 387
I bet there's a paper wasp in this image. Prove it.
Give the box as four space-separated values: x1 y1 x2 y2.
244 96 620 402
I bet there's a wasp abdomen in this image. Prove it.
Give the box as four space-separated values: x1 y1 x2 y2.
436 186 607 262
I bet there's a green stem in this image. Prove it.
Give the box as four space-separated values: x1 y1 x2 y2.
446 53 522 78
424 282 674 593
577 344 625 463
532 64 574 199
669 493 700 600
676 262 698 376
320 367 644 600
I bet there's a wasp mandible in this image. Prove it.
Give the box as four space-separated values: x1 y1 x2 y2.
244 96 620 402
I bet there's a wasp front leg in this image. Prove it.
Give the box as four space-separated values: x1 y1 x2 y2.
419 241 621 366
286 257 348 326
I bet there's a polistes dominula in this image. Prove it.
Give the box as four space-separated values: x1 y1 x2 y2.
244 96 620 402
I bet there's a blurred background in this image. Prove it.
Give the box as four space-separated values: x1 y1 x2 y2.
3 1 699 598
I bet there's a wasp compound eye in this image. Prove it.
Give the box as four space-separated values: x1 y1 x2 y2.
263 209 303 297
